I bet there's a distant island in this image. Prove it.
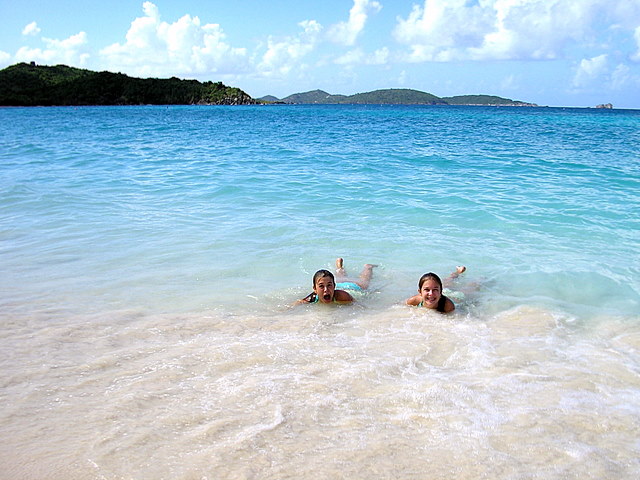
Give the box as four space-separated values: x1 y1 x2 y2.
260 89 537 106
0 63 255 106
0 62 537 107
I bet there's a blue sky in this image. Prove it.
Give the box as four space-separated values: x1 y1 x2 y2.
1 0 640 108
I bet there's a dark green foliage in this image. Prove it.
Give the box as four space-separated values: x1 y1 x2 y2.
280 89 348 104
441 94 532 106
272 88 535 106
0 63 256 106
342 89 444 105
279 88 441 104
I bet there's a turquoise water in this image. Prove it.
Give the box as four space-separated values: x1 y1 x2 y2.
1 105 640 478
2 105 639 317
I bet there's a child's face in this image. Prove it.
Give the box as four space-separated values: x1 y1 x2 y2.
314 275 336 303
419 279 442 309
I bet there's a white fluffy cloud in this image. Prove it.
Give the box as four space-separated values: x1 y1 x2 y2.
22 21 41 36
99 2 248 77
258 20 322 77
370 47 390 65
328 0 382 46
394 0 640 62
573 54 608 87
394 0 493 61
572 55 640 92
15 32 90 66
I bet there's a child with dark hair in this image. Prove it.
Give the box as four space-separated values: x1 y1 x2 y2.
405 266 466 313
299 258 376 304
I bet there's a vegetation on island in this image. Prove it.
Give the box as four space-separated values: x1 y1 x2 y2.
0 62 537 107
0 63 255 106
263 89 536 106
343 89 443 105
441 94 531 106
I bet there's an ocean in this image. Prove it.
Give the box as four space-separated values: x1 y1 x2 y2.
1 104 639 479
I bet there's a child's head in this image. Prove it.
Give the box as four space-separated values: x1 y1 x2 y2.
313 269 336 304
418 272 443 309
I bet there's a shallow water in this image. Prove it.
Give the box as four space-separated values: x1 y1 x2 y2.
1 105 639 478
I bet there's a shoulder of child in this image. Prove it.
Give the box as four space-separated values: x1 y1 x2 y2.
443 296 456 313
334 289 354 303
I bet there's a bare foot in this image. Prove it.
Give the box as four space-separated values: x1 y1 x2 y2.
357 263 378 289
335 258 345 276
444 266 466 287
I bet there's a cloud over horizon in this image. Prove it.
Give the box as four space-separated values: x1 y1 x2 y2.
393 0 640 62
22 22 41 37
15 31 89 66
1 0 639 106
99 2 249 78
328 0 382 47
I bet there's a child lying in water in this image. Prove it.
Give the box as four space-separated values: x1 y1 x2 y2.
405 266 466 313
298 258 377 304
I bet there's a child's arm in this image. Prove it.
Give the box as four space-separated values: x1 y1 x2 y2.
405 294 421 306
294 292 316 305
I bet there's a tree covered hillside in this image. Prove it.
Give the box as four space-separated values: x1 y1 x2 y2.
0 63 256 106
267 89 535 106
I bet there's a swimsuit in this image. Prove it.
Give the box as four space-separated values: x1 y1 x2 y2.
336 281 363 292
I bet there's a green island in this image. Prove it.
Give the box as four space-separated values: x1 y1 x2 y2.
261 89 537 106
0 62 536 107
0 63 255 106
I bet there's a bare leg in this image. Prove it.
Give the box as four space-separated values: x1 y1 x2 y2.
443 266 466 288
357 264 377 290
335 258 346 279
335 258 377 290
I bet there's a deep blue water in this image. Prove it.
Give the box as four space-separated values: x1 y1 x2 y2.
1 104 639 318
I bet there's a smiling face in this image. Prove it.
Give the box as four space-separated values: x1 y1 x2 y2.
419 278 442 309
417 273 443 310
314 274 336 304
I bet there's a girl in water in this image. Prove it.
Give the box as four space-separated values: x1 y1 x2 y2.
299 258 376 304
405 266 466 313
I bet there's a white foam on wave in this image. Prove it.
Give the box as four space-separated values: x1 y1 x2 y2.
2 297 639 478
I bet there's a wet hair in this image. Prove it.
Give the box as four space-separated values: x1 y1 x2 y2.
313 269 335 288
418 272 443 291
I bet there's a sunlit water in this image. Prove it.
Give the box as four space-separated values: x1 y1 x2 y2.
1 105 639 479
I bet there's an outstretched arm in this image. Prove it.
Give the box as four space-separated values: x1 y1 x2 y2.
405 294 421 306
294 292 316 305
